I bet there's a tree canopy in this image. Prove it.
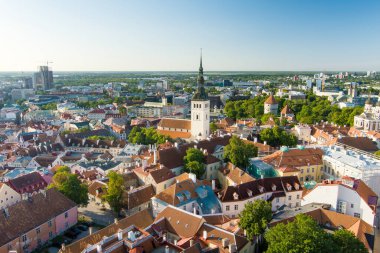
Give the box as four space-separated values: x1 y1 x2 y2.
48 169 88 206
239 200 272 241
224 135 258 168
102 171 125 214
265 214 367 253
259 126 298 147
128 126 171 145
183 148 205 179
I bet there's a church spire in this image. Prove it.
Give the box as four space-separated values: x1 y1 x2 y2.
193 49 208 101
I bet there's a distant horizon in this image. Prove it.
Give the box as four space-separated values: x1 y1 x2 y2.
1 0 379 71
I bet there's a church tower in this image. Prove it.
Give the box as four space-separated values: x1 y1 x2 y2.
191 51 210 140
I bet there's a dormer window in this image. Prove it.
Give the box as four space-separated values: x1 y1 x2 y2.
258 186 264 193
286 183 292 191
271 184 277 191
294 183 300 190
233 192 239 200
247 189 253 197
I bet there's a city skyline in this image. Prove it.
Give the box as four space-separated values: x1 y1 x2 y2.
1 0 380 72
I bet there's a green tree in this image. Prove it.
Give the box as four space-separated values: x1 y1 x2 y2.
119 106 127 115
184 161 205 179
102 171 125 214
48 170 89 206
239 200 272 241
265 214 336 253
184 148 205 164
375 150 380 158
55 165 71 174
260 126 298 147
128 126 171 145
224 135 258 168
332 229 367 253
210 122 218 133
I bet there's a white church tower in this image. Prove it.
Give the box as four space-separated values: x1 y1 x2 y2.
191 51 210 140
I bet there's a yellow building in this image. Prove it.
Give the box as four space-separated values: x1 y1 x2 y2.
262 146 324 184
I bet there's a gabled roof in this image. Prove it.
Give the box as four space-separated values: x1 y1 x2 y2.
8 171 47 193
158 118 191 130
0 188 76 245
219 176 302 202
220 162 255 185
155 205 205 238
262 148 323 168
281 105 293 115
264 94 278 105
60 209 154 253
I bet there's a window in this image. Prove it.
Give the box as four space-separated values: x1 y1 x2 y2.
183 206 186 211
64 212 68 218
49 231 53 238
65 222 69 228
307 168 310 173
289 203 292 208
226 205 230 211
300 177 303 182
276 198 279 203
351 203 354 208
312 168 314 173
48 220 52 227
297 194 300 199
337 201 347 214
234 205 238 210
22 234 27 242
7 244 12 250
300 169 304 174
288 195 292 201
36 227 41 234
354 213 361 218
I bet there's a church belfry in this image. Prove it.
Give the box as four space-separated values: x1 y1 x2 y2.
191 50 210 140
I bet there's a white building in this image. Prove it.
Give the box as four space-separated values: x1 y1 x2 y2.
293 124 311 142
0 183 21 209
217 176 302 218
354 98 380 131
191 55 210 140
264 94 278 115
322 145 380 198
302 177 377 226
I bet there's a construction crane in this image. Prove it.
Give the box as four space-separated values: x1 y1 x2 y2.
46 61 53 69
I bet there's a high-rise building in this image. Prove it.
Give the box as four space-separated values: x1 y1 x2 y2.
191 52 210 140
33 66 53 90
21 77 33 89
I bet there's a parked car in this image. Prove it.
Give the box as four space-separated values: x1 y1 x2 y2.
77 224 88 231
64 230 77 239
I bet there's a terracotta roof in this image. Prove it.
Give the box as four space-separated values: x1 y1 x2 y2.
7 172 48 194
337 137 378 152
220 162 255 185
262 148 323 168
0 188 77 245
281 105 293 115
61 209 154 253
158 118 191 130
148 166 176 184
125 184 155 209
88 180 107 198
155 206 205 238
157 129 192 139
264 94 278 105
205 154 220 164
154 179 198 206
158 136 231 169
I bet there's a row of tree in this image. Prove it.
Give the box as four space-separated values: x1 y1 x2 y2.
224 92 363 127
128 126 172 145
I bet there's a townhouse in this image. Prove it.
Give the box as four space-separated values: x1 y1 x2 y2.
60 206 254 253
302 176 378 226
0 189 77 253
0 183 21 209
218 176 302 218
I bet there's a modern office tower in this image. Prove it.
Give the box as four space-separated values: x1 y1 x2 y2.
33 66 53 90
22 77 33 89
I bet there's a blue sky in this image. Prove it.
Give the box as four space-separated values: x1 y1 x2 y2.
0 0 379 71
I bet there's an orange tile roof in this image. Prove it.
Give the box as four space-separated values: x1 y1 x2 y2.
264 94 277 105
157 129 192 139
158 118 191 130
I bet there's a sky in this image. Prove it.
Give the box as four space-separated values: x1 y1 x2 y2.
0 0 380 72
